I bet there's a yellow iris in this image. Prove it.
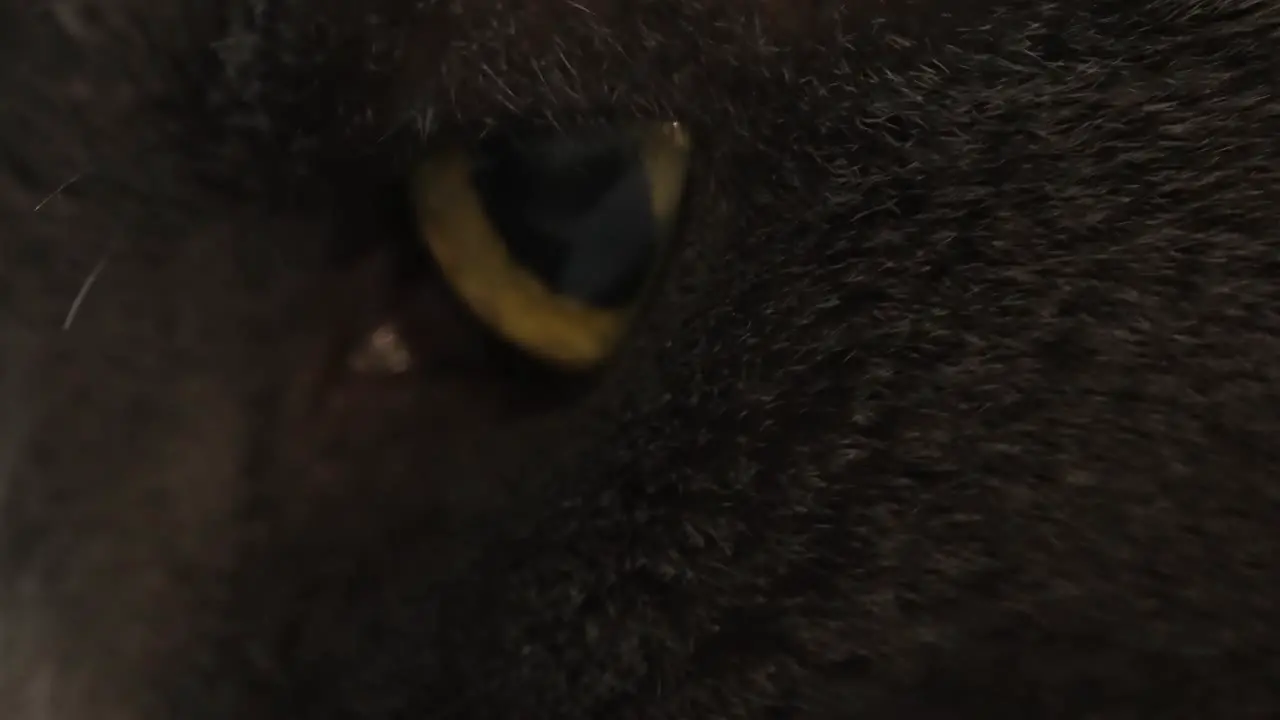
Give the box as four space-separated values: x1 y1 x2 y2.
409 122 691 370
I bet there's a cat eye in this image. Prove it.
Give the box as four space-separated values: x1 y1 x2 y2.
409 121 691 371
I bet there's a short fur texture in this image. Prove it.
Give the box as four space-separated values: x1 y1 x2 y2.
3 0 1280 717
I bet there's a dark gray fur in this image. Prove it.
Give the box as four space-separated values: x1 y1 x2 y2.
2 0 1279 718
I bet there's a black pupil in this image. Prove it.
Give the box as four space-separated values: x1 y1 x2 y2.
471 127 658 308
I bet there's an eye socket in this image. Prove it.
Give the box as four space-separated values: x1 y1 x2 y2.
409 122 691 371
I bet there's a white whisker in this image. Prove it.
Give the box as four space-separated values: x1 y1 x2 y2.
33 173 83 212
62 257 108 330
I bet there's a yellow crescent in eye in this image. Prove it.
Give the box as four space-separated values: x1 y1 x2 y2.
410 122 691 370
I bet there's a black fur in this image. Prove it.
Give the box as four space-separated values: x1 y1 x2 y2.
3 0 1280 717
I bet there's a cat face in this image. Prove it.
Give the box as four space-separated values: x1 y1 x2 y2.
1 2 856 715
4 1 1280 718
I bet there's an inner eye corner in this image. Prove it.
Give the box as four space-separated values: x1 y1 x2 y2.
407 119 694 373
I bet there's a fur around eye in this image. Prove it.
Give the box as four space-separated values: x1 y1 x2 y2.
409 122 690 370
